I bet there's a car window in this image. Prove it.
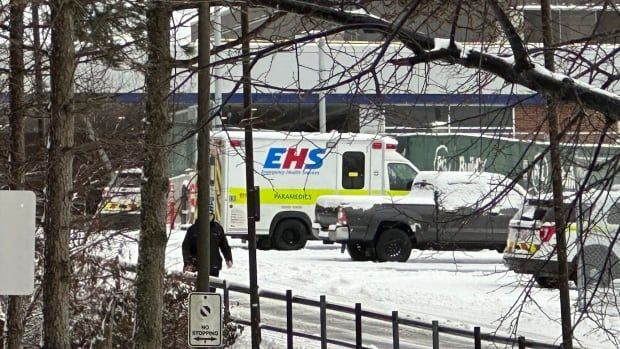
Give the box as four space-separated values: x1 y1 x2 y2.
115 173 142 188
388 163 417 191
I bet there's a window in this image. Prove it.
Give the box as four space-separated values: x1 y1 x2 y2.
608 203 620 225
524 8 619 44
450 105 512 130
388 163 417 191
342 152 365 189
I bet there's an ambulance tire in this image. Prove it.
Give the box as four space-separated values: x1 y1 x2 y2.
375 229 412 262
273 219 308 250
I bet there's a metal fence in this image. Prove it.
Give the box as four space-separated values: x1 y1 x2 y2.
211 278 559 349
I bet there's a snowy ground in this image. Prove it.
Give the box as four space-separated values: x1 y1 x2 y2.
142 230 620 348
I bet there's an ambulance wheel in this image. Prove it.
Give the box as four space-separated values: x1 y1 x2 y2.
375 229 411 262
273 219 308 250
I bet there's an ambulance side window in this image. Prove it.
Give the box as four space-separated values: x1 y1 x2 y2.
342 152 365 189
388 163 417 191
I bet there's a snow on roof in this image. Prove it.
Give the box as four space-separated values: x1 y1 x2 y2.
412 171 525 210
213 129 398 144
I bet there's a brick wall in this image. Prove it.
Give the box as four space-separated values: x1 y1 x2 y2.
514 103 616 143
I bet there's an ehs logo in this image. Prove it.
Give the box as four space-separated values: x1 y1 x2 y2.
264 147 326 170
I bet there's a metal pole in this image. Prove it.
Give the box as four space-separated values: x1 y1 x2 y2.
196 0 211 292
318 37 327 133
320 295 327 349
241 4 261 347
474 326 481 349
432 320 439 349
214 6 223 128
287 290 293 349
392 311 399 349
355 303 362 349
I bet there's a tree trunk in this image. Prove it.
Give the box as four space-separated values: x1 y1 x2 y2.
43 0 76 348
133 1 171 348
32 0 47 148
7 1 28 348
540 1 573 348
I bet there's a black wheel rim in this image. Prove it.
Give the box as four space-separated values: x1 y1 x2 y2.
283 229 300 246
384 240 403 258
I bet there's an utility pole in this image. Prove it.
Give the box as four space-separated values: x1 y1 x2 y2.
318 36 327 133
241 3 261 347
540 1 573 348
196 1 211 292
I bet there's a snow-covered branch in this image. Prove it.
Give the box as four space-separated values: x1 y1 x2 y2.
252 0 620 119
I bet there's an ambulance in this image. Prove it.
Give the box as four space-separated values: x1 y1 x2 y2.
185 130 419 250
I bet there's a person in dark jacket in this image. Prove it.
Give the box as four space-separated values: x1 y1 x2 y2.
182 208 233 279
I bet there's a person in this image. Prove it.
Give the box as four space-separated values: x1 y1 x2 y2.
182 206 233 285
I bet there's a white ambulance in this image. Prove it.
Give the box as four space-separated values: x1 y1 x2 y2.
184 130 419 250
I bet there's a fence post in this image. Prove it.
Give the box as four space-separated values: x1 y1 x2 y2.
286 289 293 349
392 311 399 349
474 326 481 349
320 295 327 349
518 336 526 349
355 303 362 349
223 280 230 321
432 320 439 349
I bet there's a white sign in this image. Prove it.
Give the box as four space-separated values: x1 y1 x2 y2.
0 191 36 295
188 292 222 347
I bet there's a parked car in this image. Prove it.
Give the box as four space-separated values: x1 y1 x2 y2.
312 171 527 262
97 169 142 229
503 190 620 288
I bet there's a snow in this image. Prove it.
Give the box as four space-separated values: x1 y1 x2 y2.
144 230 620 348
532 63 620 103
432 38 462 52
343 9 382 20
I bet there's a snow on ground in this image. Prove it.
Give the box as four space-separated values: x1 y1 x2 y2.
123 229 620 348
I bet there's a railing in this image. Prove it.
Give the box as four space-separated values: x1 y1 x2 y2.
210 278 559 349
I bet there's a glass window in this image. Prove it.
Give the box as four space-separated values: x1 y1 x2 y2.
608 203 620 225
596 11 620 44
342 152 365 189
388 163 418 191
384 105 449 130
115 172 141 188
450 105 513 131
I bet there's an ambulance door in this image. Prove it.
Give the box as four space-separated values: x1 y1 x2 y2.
366 140 387 195
224 140 249 236
339 146 368 194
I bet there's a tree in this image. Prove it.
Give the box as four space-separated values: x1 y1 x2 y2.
6 0 27 348
133 0 172 348
43 0 76 347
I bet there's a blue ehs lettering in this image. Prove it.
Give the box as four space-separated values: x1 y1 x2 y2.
304 148 326 170
264 147 286 169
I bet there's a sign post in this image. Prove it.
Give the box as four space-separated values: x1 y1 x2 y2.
0 191 36 295
188 292 222 347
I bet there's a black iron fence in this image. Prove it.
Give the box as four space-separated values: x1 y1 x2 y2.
210 278 559 349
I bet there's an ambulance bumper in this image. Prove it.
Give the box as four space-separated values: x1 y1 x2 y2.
311 223 350 242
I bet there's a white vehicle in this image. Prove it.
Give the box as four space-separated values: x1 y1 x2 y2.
99 168 142 215
184 130 419 250
504 190 620 288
